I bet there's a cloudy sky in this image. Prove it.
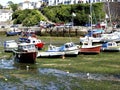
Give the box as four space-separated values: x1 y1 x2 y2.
1 0 39 6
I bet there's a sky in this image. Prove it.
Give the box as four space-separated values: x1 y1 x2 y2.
0 0 39 6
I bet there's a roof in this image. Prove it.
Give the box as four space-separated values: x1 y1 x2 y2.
0 9 13 13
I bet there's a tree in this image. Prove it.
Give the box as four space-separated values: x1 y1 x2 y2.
10 4 18 12
12 9 46 26
42 3 105 26
7 1 14 5
7 1 18 11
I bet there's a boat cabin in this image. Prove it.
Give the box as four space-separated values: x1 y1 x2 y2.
4 40 18 52
60 42 78 51
102 42 117 48
18 43 36 52
28 37 42 44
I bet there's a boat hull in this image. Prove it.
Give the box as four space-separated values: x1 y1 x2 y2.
101 42 120 52
101 47 120 52
13 51 37 63
6 31 21 36
64 49 79 57
80 46 101 54
37 51 64 58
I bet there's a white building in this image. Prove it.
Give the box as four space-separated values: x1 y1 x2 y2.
16 0 120 10
19 0 35 10
46 0 117 6
36 1 42 8
19 0 43 10
47 0 81 6
0 9 13 22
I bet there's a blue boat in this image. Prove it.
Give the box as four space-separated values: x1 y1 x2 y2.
6 28 21 36
86 29 105 37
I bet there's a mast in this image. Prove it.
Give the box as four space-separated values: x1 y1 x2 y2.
107 1 112 31
90 1 92 37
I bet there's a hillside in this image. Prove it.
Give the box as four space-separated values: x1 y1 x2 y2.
42 3 105 26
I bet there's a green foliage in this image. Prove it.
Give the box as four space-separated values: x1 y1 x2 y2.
42 3 105 25
12 3 105 26
12 9 46 26
10 4 18 12
43 5 71 23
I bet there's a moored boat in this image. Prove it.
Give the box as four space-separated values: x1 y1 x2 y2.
6 27 21 36
59 42 80 56
37 51 64 58
100 31 120 42
80 29 105 43
101 41 120 52
37 42 80 58
19 35 44 50
4 40 18 52
80 40 101 54
13 43 37 63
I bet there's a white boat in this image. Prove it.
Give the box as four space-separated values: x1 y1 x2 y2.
37 45 64 58
13 43 37 63
80 29 105 43
4 40 18 52
37 51 64 58
100 31 120 42
101 41 120 52
37 42 80 58
58 42 80 56
80 29 120 44
80 36 102 43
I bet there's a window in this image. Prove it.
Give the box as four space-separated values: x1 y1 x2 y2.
33 41 35 43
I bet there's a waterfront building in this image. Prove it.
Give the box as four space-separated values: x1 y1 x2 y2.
0 9 13 22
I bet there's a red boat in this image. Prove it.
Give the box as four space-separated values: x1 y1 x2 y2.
13 43 37 63
28 36 44 50
80 41 101 54
19 35 44 50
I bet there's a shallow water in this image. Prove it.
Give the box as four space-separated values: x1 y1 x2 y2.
0 59 15 69
0 58 120 90
38 68 120 81
0 59 120 81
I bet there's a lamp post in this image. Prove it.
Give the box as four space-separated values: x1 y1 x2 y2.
72 12 76 27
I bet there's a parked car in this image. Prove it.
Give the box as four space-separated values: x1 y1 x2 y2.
65 22 73 27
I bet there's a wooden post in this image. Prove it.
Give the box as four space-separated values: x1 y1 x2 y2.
69 27 71 36
56 27 59 37
63 28 65 37
50 29 52 36
75 29 78 36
